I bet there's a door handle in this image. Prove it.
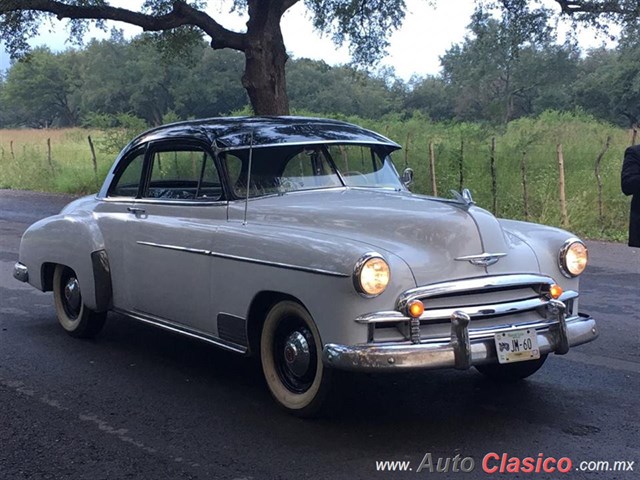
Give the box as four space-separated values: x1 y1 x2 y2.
127 207 146 215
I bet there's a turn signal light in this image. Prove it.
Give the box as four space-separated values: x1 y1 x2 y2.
549 284 563 299
408 300 425 318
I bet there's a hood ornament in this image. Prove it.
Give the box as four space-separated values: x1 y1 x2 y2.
455 252 507 267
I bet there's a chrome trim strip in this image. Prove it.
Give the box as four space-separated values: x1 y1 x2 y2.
218 139 400 152
13 262 29 283
358 290 578 324
100 197 227 206
397 273 556 311
356 311 406 324
418 297 545 322
323 314 598 372
454 252 507 267
136 241 349 277
114 308 247 354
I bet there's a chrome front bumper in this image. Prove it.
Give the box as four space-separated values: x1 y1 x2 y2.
323 304 598 372
13 262 29 283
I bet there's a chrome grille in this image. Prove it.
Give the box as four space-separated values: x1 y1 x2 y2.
358 274 578 343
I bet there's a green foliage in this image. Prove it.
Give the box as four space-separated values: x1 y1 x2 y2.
573 46 640 127
334 110 631 241
0 110 633 241
0 128 114 194
2 47 81 127
82 112 148 154
95 113 149 154
286 59 401 118
304 0 408 65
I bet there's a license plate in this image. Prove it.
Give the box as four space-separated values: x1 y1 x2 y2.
494 328 540 364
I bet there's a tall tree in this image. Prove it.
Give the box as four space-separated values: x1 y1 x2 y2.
0 0 408 115
2 47 81 126
441 6 556 124
1 0 638 116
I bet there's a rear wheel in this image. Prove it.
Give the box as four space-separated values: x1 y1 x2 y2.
53 265 106 338
475 355 547 382
260 300 332 417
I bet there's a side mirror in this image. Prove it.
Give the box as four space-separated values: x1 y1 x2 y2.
402 168 414 188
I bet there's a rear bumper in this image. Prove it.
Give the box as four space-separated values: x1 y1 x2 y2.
13 262 29 283
323 307 597 372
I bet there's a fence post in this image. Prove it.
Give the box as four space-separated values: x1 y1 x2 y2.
46 138 55 175
429 141 437 197
87 135 99 185
631 127 638 146
10 140 15 161
404 133 411 170
557 143 568 227
459 138 464 192
520 150 529 221
594 136 611 231
490 137 497 215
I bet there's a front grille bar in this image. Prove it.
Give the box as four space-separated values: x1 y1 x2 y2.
396 273 556 312
356 290 578 324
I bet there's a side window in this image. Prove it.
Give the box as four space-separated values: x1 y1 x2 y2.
225 154 244 195
109 150 145 198
327 145 390 187
144 147 222 201
280 149 341 191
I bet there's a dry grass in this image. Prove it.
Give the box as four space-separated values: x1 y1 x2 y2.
0 128 116 194
0 114 634 241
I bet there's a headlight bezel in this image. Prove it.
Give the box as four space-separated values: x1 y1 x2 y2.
558 238 588 278
353 252 390 297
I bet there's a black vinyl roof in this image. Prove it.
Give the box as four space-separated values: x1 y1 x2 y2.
129 116 401 152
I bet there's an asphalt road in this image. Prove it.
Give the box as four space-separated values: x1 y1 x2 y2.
1 189 638 480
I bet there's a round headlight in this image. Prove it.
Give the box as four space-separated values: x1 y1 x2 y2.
559 239 588 277
353 253 390 297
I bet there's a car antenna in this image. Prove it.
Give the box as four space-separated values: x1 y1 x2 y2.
243 130 254 226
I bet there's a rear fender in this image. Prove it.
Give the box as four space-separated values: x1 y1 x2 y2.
18 212 112 312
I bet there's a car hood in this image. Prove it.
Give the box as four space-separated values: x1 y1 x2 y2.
234 189 540 286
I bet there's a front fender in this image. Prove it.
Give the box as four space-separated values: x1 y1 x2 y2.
18 211 110 311
499 219 582 292
211 221 417 346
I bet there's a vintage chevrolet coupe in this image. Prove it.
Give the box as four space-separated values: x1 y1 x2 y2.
14 116 597 416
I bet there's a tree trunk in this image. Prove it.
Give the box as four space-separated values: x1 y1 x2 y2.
242 1 290 115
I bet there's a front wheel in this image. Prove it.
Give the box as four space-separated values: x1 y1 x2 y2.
53 265 106 339
475 355 548 382
260 300 332 417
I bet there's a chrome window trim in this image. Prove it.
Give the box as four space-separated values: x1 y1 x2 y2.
98 196 228 207
217 139 400 153
558 237 587 278
136 241 349 278
397 273 556 311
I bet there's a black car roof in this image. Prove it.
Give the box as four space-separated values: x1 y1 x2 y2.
128 116 401 152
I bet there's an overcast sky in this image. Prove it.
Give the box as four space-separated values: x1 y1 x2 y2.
0 0 616 80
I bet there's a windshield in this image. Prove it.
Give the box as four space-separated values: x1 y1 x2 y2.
223 143 403 198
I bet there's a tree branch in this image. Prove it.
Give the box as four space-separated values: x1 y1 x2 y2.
0 0 246 51
554 0 636 16
281 0 300 14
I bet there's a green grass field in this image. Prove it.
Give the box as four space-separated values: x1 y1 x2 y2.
0 111 635 242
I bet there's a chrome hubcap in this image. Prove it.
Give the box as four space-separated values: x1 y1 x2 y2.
283 331 310 377
64 277 81 314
